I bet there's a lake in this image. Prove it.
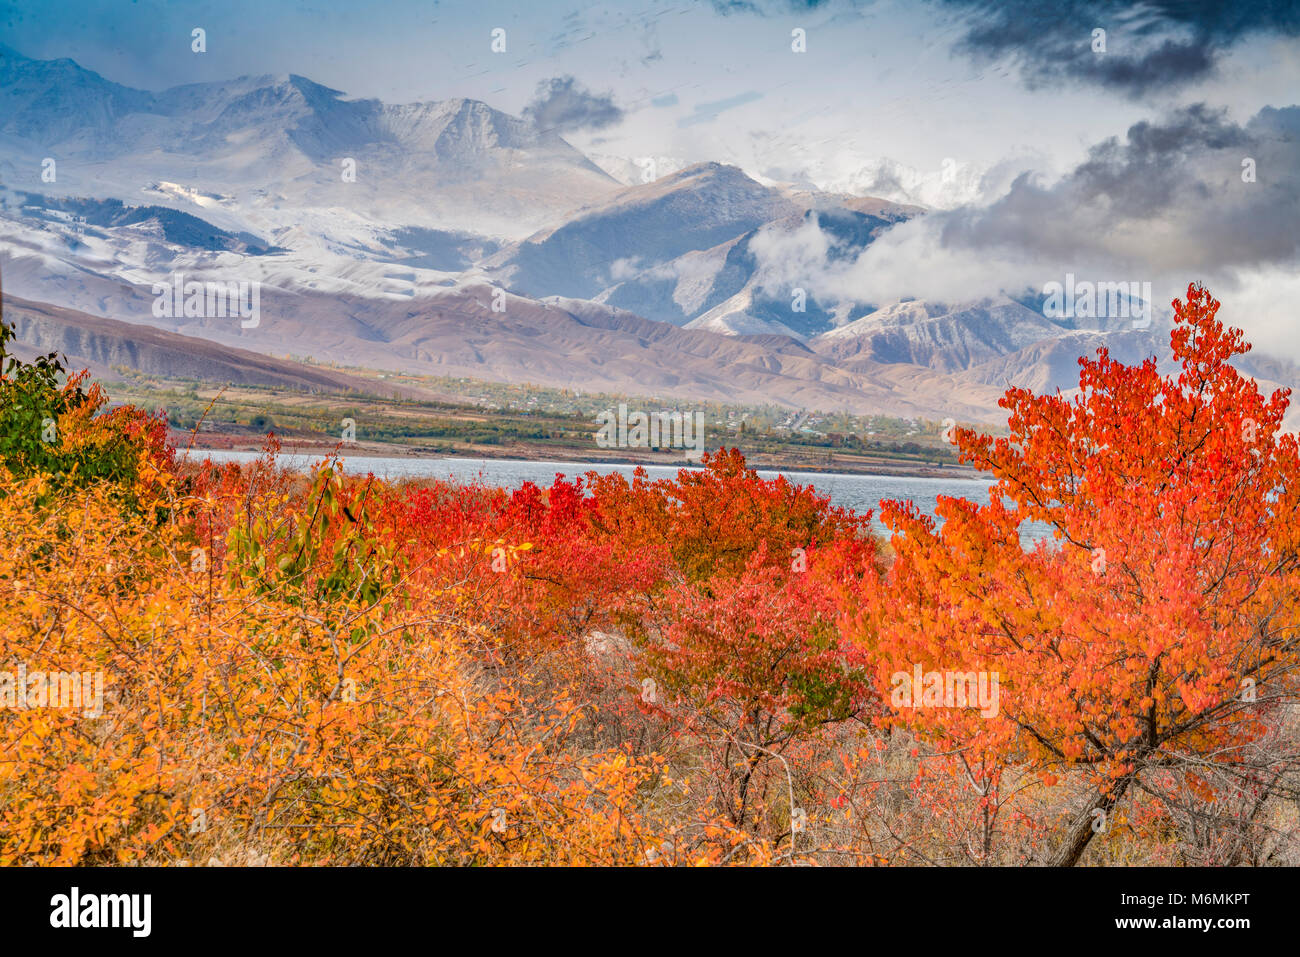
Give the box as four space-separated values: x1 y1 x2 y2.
182 449 1053 544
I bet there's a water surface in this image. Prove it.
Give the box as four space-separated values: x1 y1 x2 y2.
184 449 1052 544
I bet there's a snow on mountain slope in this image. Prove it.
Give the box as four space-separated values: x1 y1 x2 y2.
490 167 916 334
953 328 1165 394
485 162 800 300
814 298 1067 372
0 48 619 241
0 198 488 330
0 43 155 144
685 290 806 339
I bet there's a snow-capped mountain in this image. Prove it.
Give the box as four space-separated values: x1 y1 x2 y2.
484 163 800 300
0 45 619 240
815 298 1069 372
2 44 1295 428
486 163 916 335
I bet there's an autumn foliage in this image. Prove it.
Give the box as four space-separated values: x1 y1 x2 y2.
2 283 1298 866
845 284 1300 864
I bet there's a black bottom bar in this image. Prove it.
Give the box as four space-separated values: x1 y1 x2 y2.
0 865 1281 945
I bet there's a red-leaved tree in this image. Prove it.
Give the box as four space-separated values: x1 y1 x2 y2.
846 284 1300 865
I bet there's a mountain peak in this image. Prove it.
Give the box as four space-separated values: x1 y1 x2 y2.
663 161 755 184
440 96 491 113
0 46 156 141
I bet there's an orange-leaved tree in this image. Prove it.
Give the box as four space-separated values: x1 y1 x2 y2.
846 283 1300 865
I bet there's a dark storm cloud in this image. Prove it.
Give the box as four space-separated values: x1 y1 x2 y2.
709 0 1300 96
937 104 1300 272
934 0 1300 96
522 75 624 134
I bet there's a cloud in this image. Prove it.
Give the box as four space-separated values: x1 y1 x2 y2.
933 0 1300 96
934 104 1298 273
749 103 1300 358
705 0 1300 96
833 155 1039 210
522 76 624 134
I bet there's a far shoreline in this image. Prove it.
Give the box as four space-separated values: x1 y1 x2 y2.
177 435 983 483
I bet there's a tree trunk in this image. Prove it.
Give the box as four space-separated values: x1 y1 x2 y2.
1050 774 1135 867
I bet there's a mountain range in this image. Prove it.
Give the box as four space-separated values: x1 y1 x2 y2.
1 44 1295 429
